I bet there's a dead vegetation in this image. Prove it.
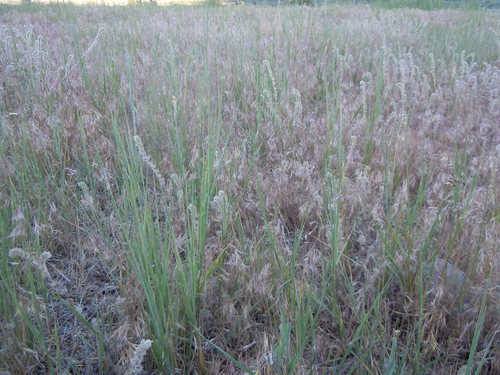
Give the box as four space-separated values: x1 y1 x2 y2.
0 3 499 374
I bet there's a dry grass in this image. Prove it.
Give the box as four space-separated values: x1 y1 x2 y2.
0 3 499 374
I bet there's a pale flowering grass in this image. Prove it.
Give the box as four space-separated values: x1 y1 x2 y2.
125 339 153 375
0 2 499 374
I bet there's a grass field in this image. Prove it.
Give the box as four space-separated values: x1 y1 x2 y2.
0 2 499 374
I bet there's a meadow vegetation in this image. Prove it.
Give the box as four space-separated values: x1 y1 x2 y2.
0 3 499 374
